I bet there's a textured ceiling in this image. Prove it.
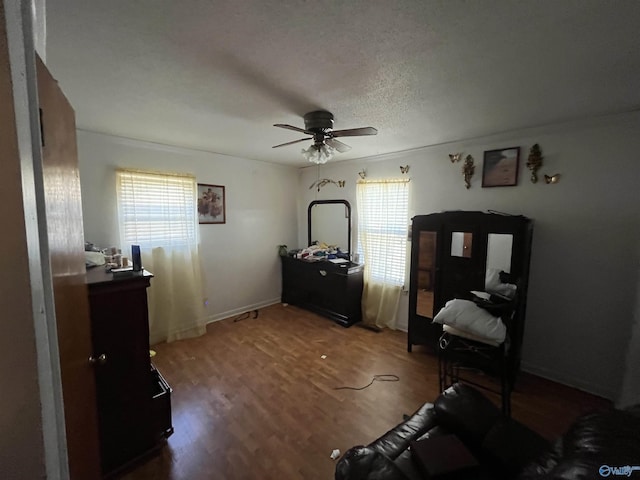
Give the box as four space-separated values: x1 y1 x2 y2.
45 0 640 167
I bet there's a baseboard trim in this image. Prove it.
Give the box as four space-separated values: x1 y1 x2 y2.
205 298 281 324
397 325 615 400
520 361 616 401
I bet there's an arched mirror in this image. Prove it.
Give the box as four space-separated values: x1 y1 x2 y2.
308 200 351 255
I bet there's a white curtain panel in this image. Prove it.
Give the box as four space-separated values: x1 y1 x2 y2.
357 180 409 329
117 169 206 344
142 245 207 344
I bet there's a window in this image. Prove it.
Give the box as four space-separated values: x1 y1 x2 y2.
116 169 197 249
357 180 409 286
116 169 206 343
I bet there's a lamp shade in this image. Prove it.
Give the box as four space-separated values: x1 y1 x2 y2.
302 144 334 164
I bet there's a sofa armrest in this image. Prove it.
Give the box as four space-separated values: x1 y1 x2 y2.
334 446 410 480
369 401 438 460
433 383 503 446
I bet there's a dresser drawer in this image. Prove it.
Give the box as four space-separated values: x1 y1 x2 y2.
280 256 363 326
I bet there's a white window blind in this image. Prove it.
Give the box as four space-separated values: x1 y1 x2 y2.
357 180 409 286
116 169 197 249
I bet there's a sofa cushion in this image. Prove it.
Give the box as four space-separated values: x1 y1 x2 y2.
518 407 640 480
517 438 563 479
562 407 640 459
481 417 549 477
410 434 480 478
334 445 409 480
370 401 438 460
393 449 425 480
434 383 503 447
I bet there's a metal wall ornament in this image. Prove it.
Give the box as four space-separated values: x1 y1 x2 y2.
462 155 475 189
358 169 366 179
526 143 544 183
544 174 561 184
309 178 346 192
400 165 410 174
449 153 462 163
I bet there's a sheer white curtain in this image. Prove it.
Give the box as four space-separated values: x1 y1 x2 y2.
117 169 207 344
357 179 409 329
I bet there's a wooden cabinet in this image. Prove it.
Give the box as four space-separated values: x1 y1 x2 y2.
408 211 533 383
408 211 533 413
86 268 172 477
281 256 364 327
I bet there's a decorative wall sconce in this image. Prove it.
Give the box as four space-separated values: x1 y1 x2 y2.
358 169 366 179
309 178 346 192
462 155 474 189
526 144 544 183
544 174 561 184
400 165 410 174
449 153 462 163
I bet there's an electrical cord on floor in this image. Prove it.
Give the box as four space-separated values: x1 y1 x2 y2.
333 374 400 391
233 309 259 323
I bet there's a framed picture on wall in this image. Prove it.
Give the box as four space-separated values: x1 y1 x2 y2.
481 147 520 187
197 184 226 224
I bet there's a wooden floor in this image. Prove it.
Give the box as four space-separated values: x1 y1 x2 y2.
122 303 611 480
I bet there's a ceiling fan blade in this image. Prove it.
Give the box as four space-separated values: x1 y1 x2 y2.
325 138 352 153
274 123 310 134
272 137 311 149
331 126 378 137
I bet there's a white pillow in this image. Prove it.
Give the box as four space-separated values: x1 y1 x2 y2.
433 299 506 344
442 324 501 347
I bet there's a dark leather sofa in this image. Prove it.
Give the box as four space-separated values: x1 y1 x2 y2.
335 383 640 480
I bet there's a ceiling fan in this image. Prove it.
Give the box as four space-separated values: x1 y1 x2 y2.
272 111 377 163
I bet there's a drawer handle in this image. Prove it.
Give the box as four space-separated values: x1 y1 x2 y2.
319 270 327 277
89 353 107 366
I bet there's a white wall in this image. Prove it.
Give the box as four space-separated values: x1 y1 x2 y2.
32 0 45 60
297 112 640 401
619 254 640 407
77 130 299 323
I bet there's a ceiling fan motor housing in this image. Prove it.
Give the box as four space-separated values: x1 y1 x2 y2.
272 110 375 152
304 111 334 133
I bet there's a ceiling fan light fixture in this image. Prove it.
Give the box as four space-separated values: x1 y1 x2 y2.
274 111 377 159
302 143 334 164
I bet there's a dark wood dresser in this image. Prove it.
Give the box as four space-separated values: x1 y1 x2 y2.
85 268 173 477
281 256 364 327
